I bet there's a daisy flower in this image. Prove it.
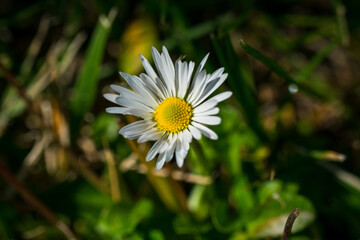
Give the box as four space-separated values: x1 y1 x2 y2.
104 46 232 169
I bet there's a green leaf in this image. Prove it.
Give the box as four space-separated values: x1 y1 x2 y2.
70 8 117 117
149 229 165 240
187 185 211 220
97 199 153 238
91 112 119 143
173 214 212 235
227 133 244 175
257 180 283 205
248 206 314 239
211 200 242 233
230 176 255 214
247 182 315 239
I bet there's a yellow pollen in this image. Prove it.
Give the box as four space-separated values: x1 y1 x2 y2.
154 97 192 133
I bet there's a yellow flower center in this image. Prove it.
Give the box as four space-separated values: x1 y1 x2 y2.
154 97 193 133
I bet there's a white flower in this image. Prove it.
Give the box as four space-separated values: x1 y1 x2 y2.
104 46 232 169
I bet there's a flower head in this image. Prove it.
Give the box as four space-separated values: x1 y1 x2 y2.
105 46 232 169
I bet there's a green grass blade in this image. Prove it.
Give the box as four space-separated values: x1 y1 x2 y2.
239 39 329 100
164 13 235 49
332 0 349 46
296 39 339 83
70 8 117 117
211 35 268 142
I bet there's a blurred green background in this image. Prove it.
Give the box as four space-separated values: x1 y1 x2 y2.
1 0 360 239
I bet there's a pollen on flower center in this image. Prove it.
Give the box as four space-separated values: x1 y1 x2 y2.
154 97 192 133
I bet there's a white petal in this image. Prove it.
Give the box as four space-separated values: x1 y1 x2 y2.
119 120 154 135
110 84 157 108
193 91 232 113
111 84 139 99
151 47 172 93
127 108 153 119
104 93 118 104
158 141 169 153
162 46 175 79
165 138 177 162
175 138 188 167
110 84 125 94
156 152 166 170
119 123 156 140
183 129 193 143
119 72 158 107
192 122 218 140
192 73 229 107
155 77 171 97
176 155 184 167
159 134 173 153
116 97 154 112
175 150 186 167
208 67 224 83
194 53 209 77
193 116 221 125
139 54 158 81
194 107 219 116
138 130 164 143
188 124 202 140
146 135 167 161
119 72 144 93
139 73 166 101
184 141 190 152
106 107 151 119
187 70 208 103
174 60 182 96
178 61 195 99
211 91 232 103
161 46 176 95
181 139 190 152
186 52 209 99
189 75 218 105
194 100 218 114
105 107 128 114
